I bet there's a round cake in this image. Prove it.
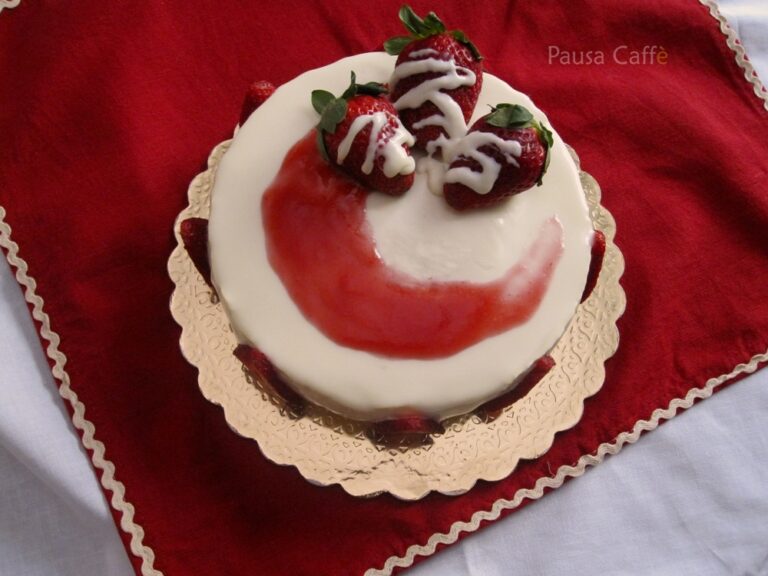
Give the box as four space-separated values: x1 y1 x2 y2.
208 51 594 422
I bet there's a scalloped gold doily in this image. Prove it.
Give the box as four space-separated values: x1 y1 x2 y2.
168 139 625 500
0 1 759 574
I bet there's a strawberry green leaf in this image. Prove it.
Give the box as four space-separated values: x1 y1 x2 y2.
315 129 330 162
421 11 446 34
537 121 554 149
318 98 347 133
384 35 414 55
311 90 335 115
399 5 425 35
357 81 388 96
390 7 471 57
486 104 534 128
341 71 358 100
340 71 389 99
536 121 554 184
397 5 445 38
451 29 483 60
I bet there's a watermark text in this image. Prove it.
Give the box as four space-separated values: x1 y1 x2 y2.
548 45 668 65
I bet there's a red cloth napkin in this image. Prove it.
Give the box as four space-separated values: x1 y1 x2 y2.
2 1 767 575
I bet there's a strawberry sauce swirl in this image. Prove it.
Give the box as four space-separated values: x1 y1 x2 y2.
262 131 564 359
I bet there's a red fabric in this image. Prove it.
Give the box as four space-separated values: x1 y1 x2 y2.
2 2 767 575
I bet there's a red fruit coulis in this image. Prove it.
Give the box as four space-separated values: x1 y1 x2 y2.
262 131 563 359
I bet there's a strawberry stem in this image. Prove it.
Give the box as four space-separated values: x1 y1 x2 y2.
384 5 483 60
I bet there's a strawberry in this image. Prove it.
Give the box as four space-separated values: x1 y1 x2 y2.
384 5 483 149
312 72 415 195
179 217 212 287
478 355 556 420
443 103 554 211
370 413 444 443
581 230 606 302
233 344 306 415
239 80 276 126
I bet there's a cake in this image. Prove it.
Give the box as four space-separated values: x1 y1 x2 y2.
197 9 598 429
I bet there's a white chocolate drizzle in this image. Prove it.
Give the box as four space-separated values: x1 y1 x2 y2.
389 49 526 196
336 111 416 177
408 47 439 59
391 54 476 139
443 131 522 195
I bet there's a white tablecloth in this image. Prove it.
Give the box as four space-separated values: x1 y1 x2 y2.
1 2 766 574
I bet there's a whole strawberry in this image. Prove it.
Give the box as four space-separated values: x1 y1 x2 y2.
443 104 554 211
239 80 276 126
180 217 212 287
385 5 483 150
312 72 415 196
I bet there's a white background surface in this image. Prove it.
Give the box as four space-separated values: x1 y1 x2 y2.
1 2 767 575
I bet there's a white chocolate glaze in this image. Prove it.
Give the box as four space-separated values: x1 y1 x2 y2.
336 111 416 177
208 53 593 421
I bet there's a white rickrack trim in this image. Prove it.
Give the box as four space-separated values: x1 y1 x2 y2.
0 205 164 576
0 0 20 15
700 0 768 110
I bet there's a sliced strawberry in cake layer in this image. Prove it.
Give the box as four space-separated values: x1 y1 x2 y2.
477 355 556 421
443 103 554 211
385 5 483 150
370 413 445 444
180 217 212 287
581 230 606 302
312 72 416 195
233 344 306 415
